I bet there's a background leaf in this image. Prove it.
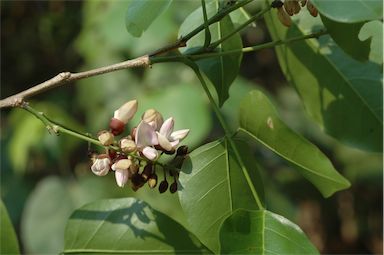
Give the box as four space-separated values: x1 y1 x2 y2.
179 0 243 106
264 8 383 152
178 138 264 253
64 198 209 254
219 209 319 254
320 15 370 62
125 0 172 37
311 0 382 23
1 200 20 255
239 90 350 197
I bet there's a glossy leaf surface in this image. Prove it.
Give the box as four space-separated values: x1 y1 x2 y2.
179 1 243 106
220 209 319 254
125 0 172 37
1 200 20 255
311 0 382 23
265 9 383 152
64 198 209 254
179 139 264 253
239 90 350 197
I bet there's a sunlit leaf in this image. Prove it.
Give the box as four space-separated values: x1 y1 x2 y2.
358 20 383 64
179 138 264 253
264 8 383 152
239 90 351 197
179 0 243 106
220 209 319 254
0 200 20 255
64 198 209 254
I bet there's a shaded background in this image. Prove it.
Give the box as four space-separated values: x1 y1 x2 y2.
1 1 382 254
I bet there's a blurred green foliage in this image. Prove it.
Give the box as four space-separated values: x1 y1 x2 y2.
0 1 382 254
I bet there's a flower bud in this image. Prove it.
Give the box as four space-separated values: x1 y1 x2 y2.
142 109 164 131
111 158 132 171
284 0 300 16
115 168 129 187
97 130 114 146
142 146 159 161
141 164 153 180
91 154 111 176
299 0 307 7
109 118 125 136
158 180 169 193
119 137 137 153
148 174 158 189
114 100 138 124
176 145 188 156
277 7 292 27
169 181 178 193
307 0 318 17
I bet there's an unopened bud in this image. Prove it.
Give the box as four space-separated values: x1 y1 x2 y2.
109 118 125 136
98 130 114 146
120 137 137 153
141 164 153 180
142 146 159 161
271 0 284 8
142 109 164 131
176 146 188 156
284 0 300 16
277 7 292 27
307 1 318 17
148 174 158 189
158 180 169 193
169 182 178 193
111 158 132 171
91 154 111 176
114 100 138 124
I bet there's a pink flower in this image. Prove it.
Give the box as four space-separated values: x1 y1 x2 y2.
135 121 159 160
157 117 189 151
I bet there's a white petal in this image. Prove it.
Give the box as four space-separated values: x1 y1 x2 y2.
113 100 138 124
91 158 110 176
135 121 159 148
115 168 129 187
111 159 131 171
170 140 180 148
142 146 159 161
170 129 189 141
157 132 173 151
159 117 174 137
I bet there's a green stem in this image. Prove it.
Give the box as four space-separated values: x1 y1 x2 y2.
201 0 211 48
209 6 271 49
191 66 264 209
150 30 328 63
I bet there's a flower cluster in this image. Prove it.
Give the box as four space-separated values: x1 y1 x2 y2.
271 0 318 27
90 99 189 193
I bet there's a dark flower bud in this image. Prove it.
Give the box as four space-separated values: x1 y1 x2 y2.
158 180 169 193
176 146 188 156
169 182 178 193
271 0 283 8
109 118 125 136
148 174 158 189
131 173 146 188
141 164 153 180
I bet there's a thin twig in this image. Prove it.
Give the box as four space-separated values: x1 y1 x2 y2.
0 56 150 109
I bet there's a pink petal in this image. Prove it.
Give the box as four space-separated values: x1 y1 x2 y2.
157 132 173 151
159 117 174 137
113 100 138 124
142 146 159 161
115 168 129 187
170 129 189 141
136 121 159 148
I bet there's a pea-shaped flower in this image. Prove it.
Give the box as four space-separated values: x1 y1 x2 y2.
111 158 132 187
135 121 159 160
91 155 111 176
157 117 189 152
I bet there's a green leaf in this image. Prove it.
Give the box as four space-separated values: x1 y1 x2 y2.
179 1 243 106
179 138 264 253
320 15 370 62
358 20 383 64
219 209 319 254
125 0 172 37
239 90 350 197
1 200 20 255
64 198 209 254
311 0 382 23
264 9 383 152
